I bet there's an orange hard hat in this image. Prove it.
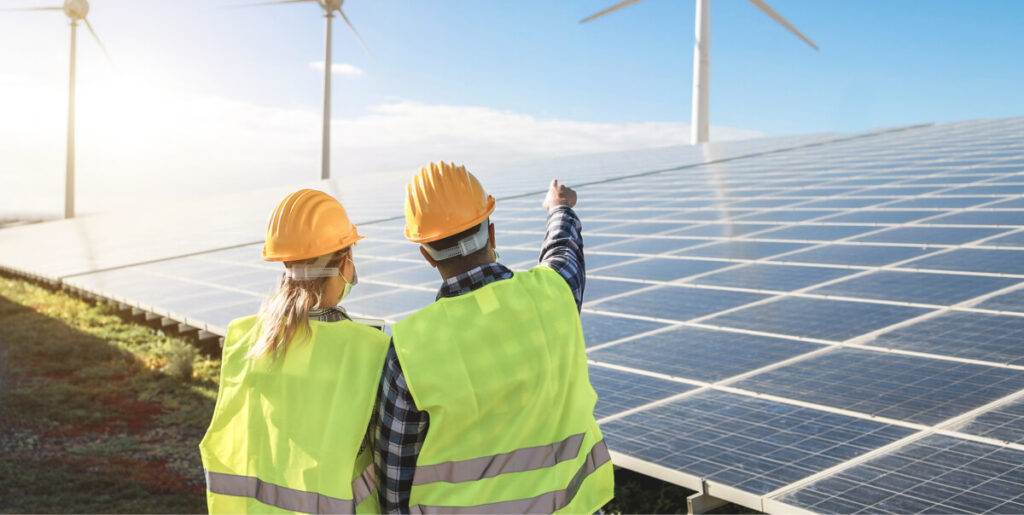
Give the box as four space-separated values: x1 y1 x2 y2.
262 189 363 262
404 161 496 244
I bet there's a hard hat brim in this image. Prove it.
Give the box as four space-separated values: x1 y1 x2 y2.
262 234 363 263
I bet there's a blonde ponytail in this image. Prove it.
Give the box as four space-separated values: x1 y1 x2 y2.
248 249 350 359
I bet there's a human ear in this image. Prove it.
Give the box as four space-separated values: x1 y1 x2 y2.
419 246 438 269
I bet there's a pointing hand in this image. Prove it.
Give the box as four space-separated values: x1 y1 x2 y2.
543 179 577 212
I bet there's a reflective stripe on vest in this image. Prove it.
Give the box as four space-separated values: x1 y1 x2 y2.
409 440 611 515
205 465 377 514
413 433 584 486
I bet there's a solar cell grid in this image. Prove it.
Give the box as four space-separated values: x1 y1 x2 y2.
707 296 929 342
884 196 995 209
953 398 1024 445
854 225 1009 245
593 236 703 255
756 224 876 242
588 366 696 419
991 197 1024 209
600 390 914 495
869 311 1024 366
582 277 649 304
734 348 1024 425
690 263 855 292
589 285 767 323
811 270 1019 306
907 248 1024 276
818 210 936 225
779 243 933 267
735 210 839 223
673 240 809 260
775 434 1024 514
931 209 1024 226
978 288 1024 313
592 257 730 282
947 184 1024 196
588 326 822 382
580 312 669 347
985 230 1024 248
672 223 780 238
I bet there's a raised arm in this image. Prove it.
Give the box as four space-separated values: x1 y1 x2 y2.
539 180 585 312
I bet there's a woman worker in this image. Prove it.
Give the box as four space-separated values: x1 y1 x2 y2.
200 189 388 514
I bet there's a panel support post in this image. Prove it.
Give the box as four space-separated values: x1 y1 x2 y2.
687 490 727 515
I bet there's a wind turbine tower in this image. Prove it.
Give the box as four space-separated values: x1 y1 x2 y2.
5 0 109 218
243 0 368 180
581 0 818 146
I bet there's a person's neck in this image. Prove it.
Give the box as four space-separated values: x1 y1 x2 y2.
437 256 497 281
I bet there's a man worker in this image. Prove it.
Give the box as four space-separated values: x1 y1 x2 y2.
375 161 614 513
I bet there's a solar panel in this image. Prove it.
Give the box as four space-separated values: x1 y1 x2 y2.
771 435 1024 513
600 390 914 495
869 311 1024 366
811 270 1018 306
588 326 821 382
732 349 1024 424
7 117 1024 512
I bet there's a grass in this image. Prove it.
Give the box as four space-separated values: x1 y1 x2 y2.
0 275 217 513
0 274 752 514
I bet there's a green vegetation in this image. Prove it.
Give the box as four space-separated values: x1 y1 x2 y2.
0 275 217 513
0 274 749 514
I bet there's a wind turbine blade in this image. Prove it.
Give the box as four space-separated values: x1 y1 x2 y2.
338 8 370 56
0 6 63 11
579 0 643 24
746 0 819 50
83 18 112 62
226 0 314 8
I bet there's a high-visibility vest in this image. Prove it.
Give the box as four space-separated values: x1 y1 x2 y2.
200 315 389 514
392 266 615 513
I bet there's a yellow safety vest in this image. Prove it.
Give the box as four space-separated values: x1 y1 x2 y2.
392 266 615 514
200 315 389 514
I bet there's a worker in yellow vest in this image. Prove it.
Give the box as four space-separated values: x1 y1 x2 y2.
200 189 389 514
375 162 614 513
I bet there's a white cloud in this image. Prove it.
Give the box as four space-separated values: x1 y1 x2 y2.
309 61 364 77
0 72 762 217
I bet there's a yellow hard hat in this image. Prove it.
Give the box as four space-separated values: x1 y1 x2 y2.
404 161 496 244
262 189 363 262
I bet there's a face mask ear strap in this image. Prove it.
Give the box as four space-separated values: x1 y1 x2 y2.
421 221 490 261
284 252 344 280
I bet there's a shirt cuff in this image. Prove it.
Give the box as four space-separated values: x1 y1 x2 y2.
546 204 575 216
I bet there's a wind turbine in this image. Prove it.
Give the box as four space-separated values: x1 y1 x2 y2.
581 0 818 146
239 0 368 181
5 0 110 219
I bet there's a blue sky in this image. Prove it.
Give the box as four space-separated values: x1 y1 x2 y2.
1 0 1023 216
199 0 1024 133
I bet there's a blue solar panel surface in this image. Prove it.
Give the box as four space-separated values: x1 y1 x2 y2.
5 117 1024 512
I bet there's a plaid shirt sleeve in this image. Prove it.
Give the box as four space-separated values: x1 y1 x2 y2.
538 206 586 312
375 343 428 513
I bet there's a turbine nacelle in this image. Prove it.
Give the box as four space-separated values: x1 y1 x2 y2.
319 0 342 14
63 0 88 20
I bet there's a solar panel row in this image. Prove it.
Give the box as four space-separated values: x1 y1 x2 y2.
5 116 1024 512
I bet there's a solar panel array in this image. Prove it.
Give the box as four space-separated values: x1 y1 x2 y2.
3 117 1024 512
